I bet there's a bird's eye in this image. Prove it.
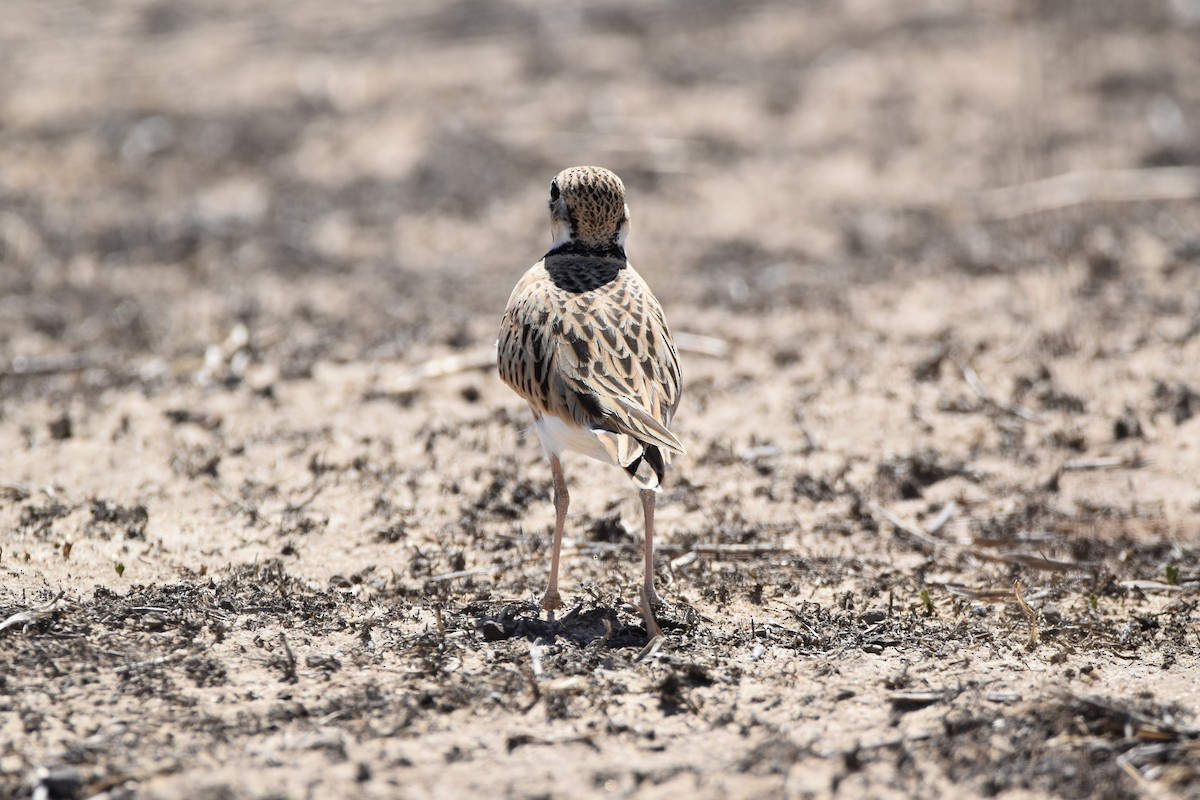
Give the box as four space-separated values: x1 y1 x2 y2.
549 182 560 202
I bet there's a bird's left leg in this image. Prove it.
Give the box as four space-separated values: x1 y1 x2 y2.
541 455 569 612
639 489 661 607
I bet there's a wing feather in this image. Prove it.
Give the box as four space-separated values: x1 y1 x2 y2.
497 255 684 458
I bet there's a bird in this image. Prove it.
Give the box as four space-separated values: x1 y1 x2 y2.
497 166 684 612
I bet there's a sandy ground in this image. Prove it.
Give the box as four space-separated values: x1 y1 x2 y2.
3 1 1200 798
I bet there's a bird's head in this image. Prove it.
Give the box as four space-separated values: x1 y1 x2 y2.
547 166 629 257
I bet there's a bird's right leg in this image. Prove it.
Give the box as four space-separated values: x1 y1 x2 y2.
541 454 569 612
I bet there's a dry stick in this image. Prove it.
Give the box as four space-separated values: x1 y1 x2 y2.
519 662 541 712
0 591 65 633
283 480 327 515
0 353 104 378
204 478 325 528
873 503 1090 579
925 501 959 535
114 653 183 675
528 641 545 678
1119 579 1185 593
1014 581 1038 647
277 632 298 683
386 349 500 394
963 364 1041 422
636 634 665 663
581 541 793 558
1115 751 1150 786
976 550 1083 573
971 166 1200 220
204 479 262 522
942 584 1018 602
868 503 946 551
1063 456 1145 472
594 617 614 650
942 584 1046 604
426 560 521 583
888 690 949 709
0 483 32 501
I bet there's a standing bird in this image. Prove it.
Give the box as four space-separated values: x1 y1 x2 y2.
498 166 684 612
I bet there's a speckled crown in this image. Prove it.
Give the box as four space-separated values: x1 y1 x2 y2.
551 166 628 245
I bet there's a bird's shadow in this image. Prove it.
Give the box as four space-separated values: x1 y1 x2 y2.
473 600 692 649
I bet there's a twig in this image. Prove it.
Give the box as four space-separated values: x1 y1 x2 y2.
426 560 520 583
276 633 298 683
814 731 933 760
940 584 1017 602
925 501 959 535
316 709 348 726
282 480 326 515
1014 581 1038 646
1119 579 1185 593
669 551 699 571
205 480 261 523
529 641 545 678
0 483 32 501
0 591 65 633
869 503 945 551
889 690 949 709
972 166 1200 220
592 617 614 650
114 653 181 674
0 353 105 378
963 364 1041 421
1063 456 1146 472
871 502 1089 574
386 349 500 394
974 550 1084 573
205 478 327 529
1116 751 1150 786
636 634 665 662
581 541 793 558
519 662 541 712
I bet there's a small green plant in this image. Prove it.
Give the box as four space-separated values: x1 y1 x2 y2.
1088 594 1099 612
919 587 934 615
115 561 126 577
1165 564 1180 586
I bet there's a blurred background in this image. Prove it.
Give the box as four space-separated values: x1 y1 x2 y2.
4 10 1200 794
1 0 1198 401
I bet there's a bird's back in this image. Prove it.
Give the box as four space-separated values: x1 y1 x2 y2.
498 252 684 482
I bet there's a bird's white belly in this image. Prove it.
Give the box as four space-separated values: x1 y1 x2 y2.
533 414 613 464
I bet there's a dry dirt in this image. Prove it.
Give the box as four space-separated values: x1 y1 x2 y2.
3 1 1200 798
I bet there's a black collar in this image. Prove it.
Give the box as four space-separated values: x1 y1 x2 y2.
545 239 626 260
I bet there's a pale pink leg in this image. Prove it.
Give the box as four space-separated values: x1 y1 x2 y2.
640 489 661 606
541 455 568 612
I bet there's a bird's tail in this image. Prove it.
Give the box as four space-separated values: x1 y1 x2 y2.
594 430 667 492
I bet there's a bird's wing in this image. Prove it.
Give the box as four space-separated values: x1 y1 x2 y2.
498 257 684 456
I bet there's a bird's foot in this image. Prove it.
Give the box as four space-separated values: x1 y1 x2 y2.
540 588 563 613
